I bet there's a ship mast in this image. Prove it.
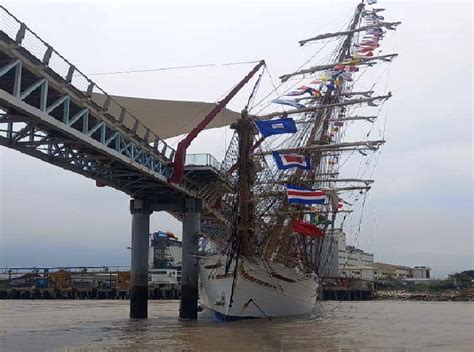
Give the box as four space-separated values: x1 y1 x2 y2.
302 1 366 202
226 1 398 270
338 2 365 62
262 2 365 262
307 3 366 273
234 109 255 257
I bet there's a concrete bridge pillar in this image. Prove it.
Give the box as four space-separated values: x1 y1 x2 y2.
179 198 202 320
130 199 151 319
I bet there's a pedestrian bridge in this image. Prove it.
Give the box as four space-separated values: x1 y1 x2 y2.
0 6 236 226
0 5 252 319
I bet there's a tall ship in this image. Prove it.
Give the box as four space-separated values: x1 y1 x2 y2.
0 0 399 320
197 0 400 319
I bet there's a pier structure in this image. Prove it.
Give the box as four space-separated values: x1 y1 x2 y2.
179 198 202 319
0 6 256 319
321 277 374 301
130 200 152 319
128 198 202 319
0 266 181 300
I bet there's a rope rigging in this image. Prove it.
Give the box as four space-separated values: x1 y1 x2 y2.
84 60 263 76
160 1 398 310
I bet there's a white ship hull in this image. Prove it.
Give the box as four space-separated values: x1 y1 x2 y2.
199 254 319 319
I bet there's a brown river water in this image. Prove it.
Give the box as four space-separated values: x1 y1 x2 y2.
0 300 472 351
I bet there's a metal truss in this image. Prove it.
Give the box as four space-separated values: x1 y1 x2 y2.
0 110 173 196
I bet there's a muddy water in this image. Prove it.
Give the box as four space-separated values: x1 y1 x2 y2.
0 300 472 351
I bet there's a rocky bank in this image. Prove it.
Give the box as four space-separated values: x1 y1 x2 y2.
374 288 474 302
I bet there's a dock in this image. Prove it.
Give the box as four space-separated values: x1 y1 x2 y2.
0 266 180 300
0 287 180 300
321 277 374 300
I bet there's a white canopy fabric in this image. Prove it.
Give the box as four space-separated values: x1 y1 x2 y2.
93 93 241 140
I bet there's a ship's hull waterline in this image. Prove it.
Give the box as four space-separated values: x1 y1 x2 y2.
199 254 319 319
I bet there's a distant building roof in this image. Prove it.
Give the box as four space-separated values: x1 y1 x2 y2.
373 262 398 270
341 265 374 270
373 262 411 271
346 245 373 256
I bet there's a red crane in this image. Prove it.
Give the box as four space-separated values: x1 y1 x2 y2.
169 60 265 184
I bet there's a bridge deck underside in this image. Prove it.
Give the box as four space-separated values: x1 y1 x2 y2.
0 99 227 223
0 102 183 200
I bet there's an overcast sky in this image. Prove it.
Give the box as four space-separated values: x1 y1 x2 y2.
0 0 472 277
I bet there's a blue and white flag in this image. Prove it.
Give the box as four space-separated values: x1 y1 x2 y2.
286 185 326 205
272 151 311 170
285 86 318 97
255 118 297 138
325 81 336 92
285 90 307 97
272 99 306 110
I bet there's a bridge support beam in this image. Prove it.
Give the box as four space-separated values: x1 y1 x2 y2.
179 198 202 320
130 199 151 319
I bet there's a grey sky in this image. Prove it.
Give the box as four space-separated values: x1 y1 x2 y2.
0 0 472 277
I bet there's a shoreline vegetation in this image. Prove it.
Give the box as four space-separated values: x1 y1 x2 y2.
373 271 474 302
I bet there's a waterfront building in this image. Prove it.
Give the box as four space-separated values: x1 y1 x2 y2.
340 263 432 282
331 229 431 282
410 266 431 279
329 229 375 272
372 262 402 280
339 265 376 281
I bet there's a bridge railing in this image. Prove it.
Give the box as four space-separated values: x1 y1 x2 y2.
0 5 175 161
185 153 221 170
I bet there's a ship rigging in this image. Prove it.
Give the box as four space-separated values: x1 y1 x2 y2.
194 0 400 319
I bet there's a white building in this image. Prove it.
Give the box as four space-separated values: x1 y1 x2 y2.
149 268 179 286
329 229 375 273
340 262 432 282
410 266 431 279
329 229 431 282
